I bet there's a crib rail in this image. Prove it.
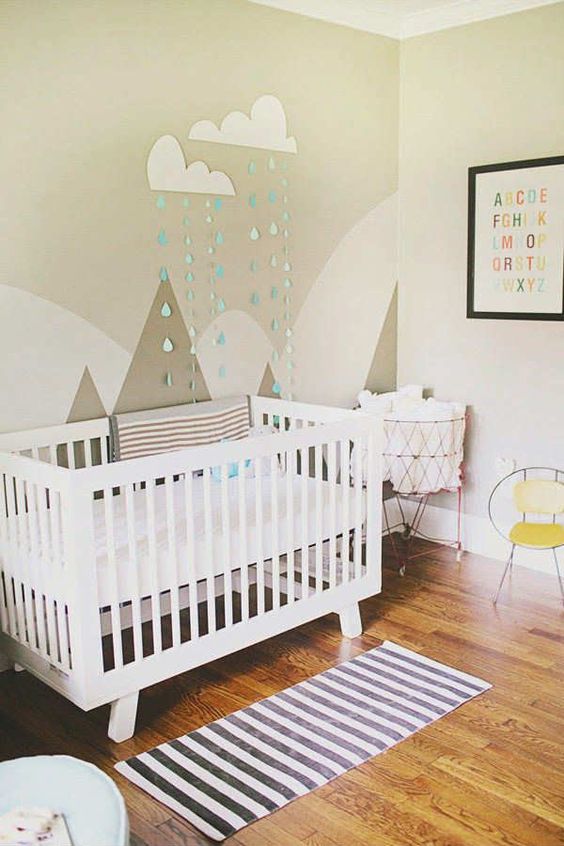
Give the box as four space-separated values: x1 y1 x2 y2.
0 417 111 469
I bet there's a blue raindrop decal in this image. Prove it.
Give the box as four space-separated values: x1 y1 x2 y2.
215 264 225 278
157 229 168 246
250 292 260 305
271 286 278 299
205 214 213 224
269 222 279 236
282 211 290 222
185 235 192 246
250 226 260 241
250 259 258 272
214 197 223 211
159 267 169 282
284 277 293 288
249 193 257 208
183 197 190 208
217 331 226 346
217 298 226 313
183 216 190 226
271 318 280 331
215 231 224 246
165 372 173 386
283 261 292 272
185 271 194 282
187 289 195 301
162 337 174 352
248 161 256 175
207 246 215 255
185 253 194 264
188 325 196 338
268 190 277 203
270 254 278 268
160 302 172 318
272 382 281 395
156 195 166 209
219 365 226 378
268 156 276 171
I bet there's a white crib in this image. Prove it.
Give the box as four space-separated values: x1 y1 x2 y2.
0 397 382 741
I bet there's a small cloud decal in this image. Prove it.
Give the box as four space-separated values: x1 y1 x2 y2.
147 135 236 195
188 94 297 154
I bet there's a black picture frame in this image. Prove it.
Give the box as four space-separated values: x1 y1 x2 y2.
467 154 564 320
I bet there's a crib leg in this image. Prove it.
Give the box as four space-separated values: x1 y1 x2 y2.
338 603 362 638
108 691 139 742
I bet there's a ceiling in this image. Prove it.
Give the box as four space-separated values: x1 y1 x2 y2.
248 0 561 38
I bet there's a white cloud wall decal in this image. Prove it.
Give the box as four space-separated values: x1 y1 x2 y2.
188 94 297 153
147 135 236 195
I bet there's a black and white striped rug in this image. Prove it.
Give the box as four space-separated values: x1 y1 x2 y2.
116 641 490 841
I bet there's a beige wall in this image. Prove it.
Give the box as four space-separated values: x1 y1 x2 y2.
398 3 564 518
0 0 398 429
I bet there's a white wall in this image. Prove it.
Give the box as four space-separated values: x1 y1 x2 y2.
398 3 564 563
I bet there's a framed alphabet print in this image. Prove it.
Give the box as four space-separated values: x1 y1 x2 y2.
467 155 564 320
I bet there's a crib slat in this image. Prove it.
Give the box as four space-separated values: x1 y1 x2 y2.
300 444 309 588
220 465 233 628
353 435 363 579
183 471 199 641
314 444 323 594
285 448 295 604
14 477 34 649
0 475 17 638
66 442 76 470
255 467 265 616
5 476 27 644
84 438 93 468
35 485 58 662
49 486 71 667
103 486 123 669
146 479 163 655
237 461 249 622
48 445 57 467
124 483 143 662
270 454 280 610
165 475 181 648
340 438 350 585
25 481 47 655
203 467 216 634
327 441 337 590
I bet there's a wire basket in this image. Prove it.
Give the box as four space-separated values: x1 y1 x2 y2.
383 415 466 495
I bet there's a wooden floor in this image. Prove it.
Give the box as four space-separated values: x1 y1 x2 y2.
1 539 564 846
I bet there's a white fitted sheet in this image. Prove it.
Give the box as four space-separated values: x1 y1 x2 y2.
94 474 365 607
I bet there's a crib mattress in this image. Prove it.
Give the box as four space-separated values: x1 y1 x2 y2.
92 474 365 607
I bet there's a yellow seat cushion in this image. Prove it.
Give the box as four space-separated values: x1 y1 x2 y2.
509 521 564 548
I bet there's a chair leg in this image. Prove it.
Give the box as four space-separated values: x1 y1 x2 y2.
553 548 564 606
493 544 515 605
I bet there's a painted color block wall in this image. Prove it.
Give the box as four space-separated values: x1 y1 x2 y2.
0 0 399 431
398 4 564 539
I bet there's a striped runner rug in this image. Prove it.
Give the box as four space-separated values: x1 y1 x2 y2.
116 641 491 841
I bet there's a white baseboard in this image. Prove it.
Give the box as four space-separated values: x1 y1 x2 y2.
396 499 558 575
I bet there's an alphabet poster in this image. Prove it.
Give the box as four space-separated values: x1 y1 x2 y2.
467 156 564 320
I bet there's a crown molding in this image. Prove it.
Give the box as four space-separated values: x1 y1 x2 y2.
401 0 562 37
248 0 563 39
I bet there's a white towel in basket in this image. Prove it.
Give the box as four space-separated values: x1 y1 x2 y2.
353 391 465 494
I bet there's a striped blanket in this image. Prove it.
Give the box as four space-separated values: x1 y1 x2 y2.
110 396 250 461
